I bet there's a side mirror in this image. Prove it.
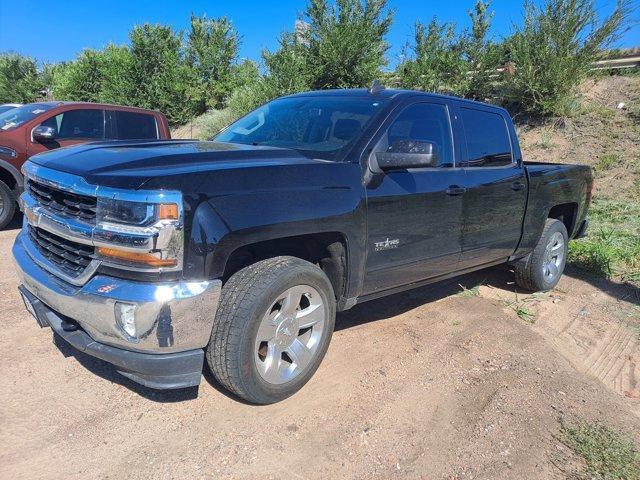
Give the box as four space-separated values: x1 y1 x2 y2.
33 125 56 143
372 140 438 172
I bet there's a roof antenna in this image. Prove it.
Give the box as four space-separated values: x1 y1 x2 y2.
369 79 385 94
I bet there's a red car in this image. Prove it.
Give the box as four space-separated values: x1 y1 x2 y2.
0 102 171 229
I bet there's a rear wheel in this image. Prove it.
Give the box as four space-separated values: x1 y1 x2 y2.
207 256 336 404
0 180 16 230
514 218 568 292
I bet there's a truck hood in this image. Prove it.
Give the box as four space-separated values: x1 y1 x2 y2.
27 140 325 189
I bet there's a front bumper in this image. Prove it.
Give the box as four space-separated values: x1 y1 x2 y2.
13 231 222 389
19 286 204 389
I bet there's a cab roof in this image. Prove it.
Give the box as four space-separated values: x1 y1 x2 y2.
284 87 508 113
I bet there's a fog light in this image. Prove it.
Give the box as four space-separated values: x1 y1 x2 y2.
115 302 137 338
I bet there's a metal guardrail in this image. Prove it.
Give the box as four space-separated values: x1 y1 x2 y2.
591 55 640 70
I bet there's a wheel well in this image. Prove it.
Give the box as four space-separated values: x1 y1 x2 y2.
548 203 577 236
222 233 348 299
0 166 17 192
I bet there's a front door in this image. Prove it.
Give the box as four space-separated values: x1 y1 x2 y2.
27 108 106 157
363 101 466 295
456 105 527 268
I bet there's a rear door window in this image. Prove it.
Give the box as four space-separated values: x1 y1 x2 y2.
50 109 105 140
459 107 513 167
112 111 159 140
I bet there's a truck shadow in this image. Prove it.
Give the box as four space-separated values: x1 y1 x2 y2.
52 334 200 403
335 264 515 331
4 212 22 231
564 264 639 307
51 262 637 403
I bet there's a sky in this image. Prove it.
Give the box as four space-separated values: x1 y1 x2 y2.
1 0 638 69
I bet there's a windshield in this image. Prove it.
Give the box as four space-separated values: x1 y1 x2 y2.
0 105 19 115
214 96 386 160
0 103 57 131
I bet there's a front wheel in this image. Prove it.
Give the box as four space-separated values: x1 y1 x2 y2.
0 180 16 230
206 256 336 404
514 218 568 292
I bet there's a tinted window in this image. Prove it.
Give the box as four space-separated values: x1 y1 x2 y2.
113 111 158 140
460 108 512 167
41 109 105 140
376 103 453 167
215 97 386 161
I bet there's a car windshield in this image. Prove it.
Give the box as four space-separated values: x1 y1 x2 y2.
0 105 19 115
0 103 57 131
214 96 386 160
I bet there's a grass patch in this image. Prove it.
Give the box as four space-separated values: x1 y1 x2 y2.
535 129 555 149
561 421 640 480
456 283 481 298
502 293 542 324
568 198 640 283
597 152 621 171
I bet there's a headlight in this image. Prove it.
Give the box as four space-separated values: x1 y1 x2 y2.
96 198 178 227
94 194 183 270
0 146 17 158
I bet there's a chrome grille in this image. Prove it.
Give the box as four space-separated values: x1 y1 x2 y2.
27 226 95 277
27 179 97 222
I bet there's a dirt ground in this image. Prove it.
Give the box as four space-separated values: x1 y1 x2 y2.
1 213 639 480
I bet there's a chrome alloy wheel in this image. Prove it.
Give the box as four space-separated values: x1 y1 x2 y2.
254 285 326 385
543 231 565 282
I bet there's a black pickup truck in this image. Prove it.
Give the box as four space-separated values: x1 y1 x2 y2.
13 88 592 404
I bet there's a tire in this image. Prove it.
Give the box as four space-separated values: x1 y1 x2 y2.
514 218 568 292
207 256 336 404
0 180 16 230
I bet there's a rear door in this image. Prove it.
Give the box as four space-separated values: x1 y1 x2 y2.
27 108 106 157
455 104 527 269
363 100 466 294
107 110 160 140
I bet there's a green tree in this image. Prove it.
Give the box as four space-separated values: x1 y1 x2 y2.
304 0 393 89
129 23 197 125
51 49 105 102
228 32 312 117
98 44 136 105
0 53 42 103
263 32 312 96
229 59 260 92
398 19 468 95
187 14 240 110
505 0 633 116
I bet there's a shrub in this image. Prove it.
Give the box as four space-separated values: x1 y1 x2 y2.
397 1 500 100
504 0 633 116
195 108 238 139
397 19 468 95
462 1 502 101
304 0 393 89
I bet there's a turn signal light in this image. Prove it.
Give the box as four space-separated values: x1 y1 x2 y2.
158 203 179 220
98 247 177 267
